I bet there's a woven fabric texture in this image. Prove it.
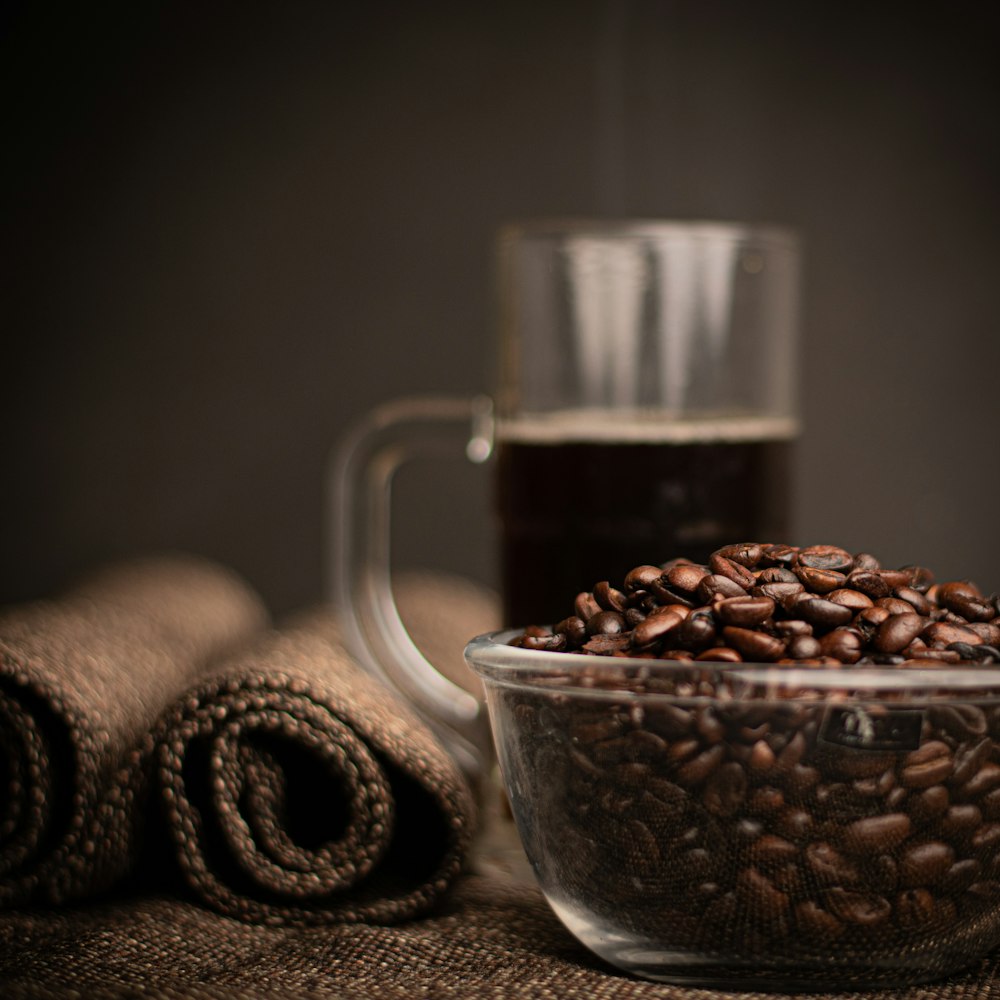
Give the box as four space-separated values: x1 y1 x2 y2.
0 554 269 906
2 872 1000 1000
0 558 490 926
129 607 478 924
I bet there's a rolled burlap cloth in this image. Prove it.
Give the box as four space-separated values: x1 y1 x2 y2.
0 554 270 907
132 571 499 925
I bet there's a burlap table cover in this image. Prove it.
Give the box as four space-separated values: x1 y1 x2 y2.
2 870 1000 999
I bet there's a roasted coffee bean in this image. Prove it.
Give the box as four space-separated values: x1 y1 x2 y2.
923 621 984 648
874 613 926 654
900 741 953 788
674 743 725 786
805 841 860 885
722 626 785 662
703 761 747 817
736 867 790 922
818 627 863 663
796 566 847 593
796 545 855 573
940 804 982 840
696 573 747 603
894 586 932 616
847 571 892 600
786 635 822 660
824 888 892 927
843 813 912 853
713 595 775 628
623 564 663 594
877 597 919 616
715 542 764 568
895 888 937 928
593 580 628 612
827 588 874 611
554 616 587 646
631 608 684 649
755 567 801 585
937 580 983 612
795 899 845 939
586 610 627 636
797 598 854 630
666 563 710 594
710 553 757 590
899 841 955 887
853 552 882 571
574 591 602 621
670 612 714 652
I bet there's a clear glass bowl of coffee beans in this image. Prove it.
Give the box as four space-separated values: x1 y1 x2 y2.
464 543 1000 989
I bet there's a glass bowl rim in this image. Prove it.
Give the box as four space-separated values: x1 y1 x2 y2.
464 628 1000 701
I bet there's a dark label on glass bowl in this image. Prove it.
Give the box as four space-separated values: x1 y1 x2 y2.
819 705 924 752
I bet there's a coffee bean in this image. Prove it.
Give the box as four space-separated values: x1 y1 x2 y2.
895 887 937 928
709 553 756 590
796 566 847 593
715 542 764 568
874 613 925 654
722 626 785 662
923 621 984 648
666 563 709 594
805 841 860 885
795 899 845 939
623 564 664 594
899 841 955 887
593 580 627 612
574 591 602 621
755 567 801 585
586 610 627 636
824 887 892 926
847 571 892 600
796 545 855 573
894 586 932 616
827 588 874 611
631 608 684 649
797 598 854 630
843 813 912 853
818 627 863 663
713 595 775 628
786 635 822 659
736 867 790 922
696 573 747 603
674 743 725 786
877 597 919 616
703 761 747 817
898 743 952 790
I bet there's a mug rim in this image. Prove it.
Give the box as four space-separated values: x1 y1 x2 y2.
496 217 799 250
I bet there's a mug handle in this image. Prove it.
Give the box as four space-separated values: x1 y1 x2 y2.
326 394 496 781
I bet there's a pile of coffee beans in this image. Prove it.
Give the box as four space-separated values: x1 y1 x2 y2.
509 542 1000 666
498 544 1000 978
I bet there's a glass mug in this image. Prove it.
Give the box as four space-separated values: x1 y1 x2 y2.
329 219 801 783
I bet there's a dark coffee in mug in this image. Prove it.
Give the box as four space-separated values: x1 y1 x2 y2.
496 412 796 627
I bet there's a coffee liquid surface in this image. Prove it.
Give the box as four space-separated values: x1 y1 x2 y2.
496 413 796 627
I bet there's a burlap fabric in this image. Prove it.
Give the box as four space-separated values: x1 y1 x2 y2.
2 871 1000 999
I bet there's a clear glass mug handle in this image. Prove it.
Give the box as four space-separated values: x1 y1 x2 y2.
326 394 496 783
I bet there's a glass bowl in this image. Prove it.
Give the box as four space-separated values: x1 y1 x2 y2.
465 629 1000 990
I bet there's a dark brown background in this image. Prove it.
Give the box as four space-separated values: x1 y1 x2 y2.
3 1 999 617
